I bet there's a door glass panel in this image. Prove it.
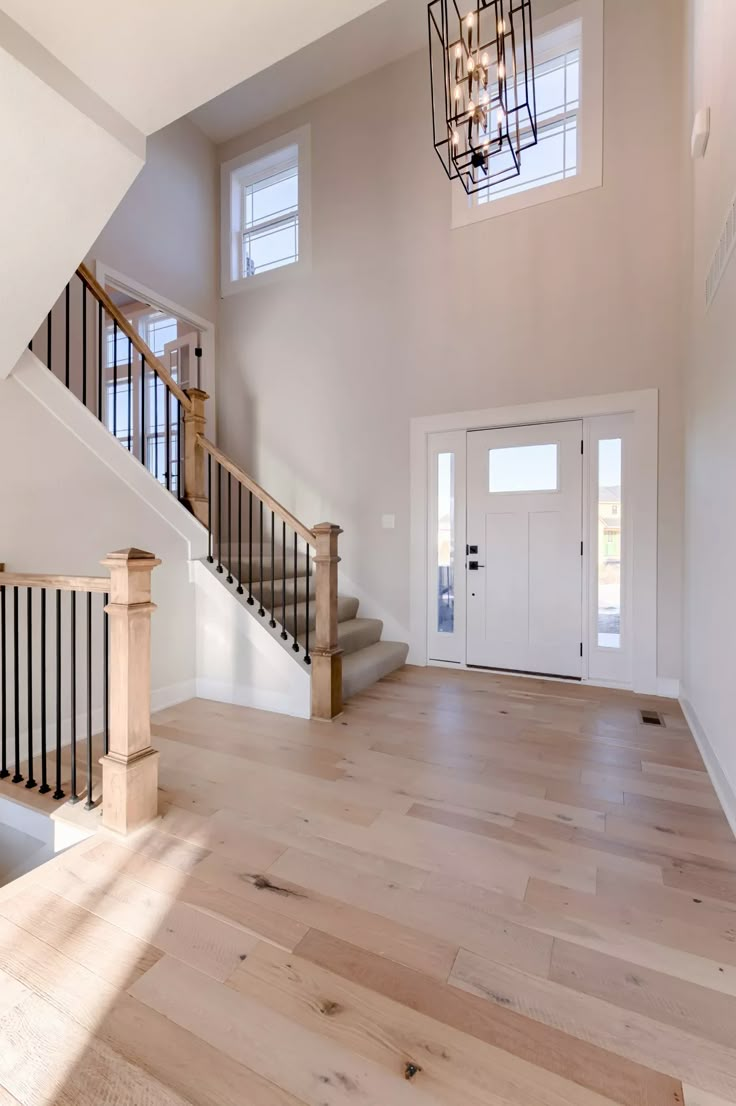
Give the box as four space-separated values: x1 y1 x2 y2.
597 438 622 648
437 452 454 633
489 443 558 493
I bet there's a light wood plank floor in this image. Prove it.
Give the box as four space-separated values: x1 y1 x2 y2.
1 666 736 1105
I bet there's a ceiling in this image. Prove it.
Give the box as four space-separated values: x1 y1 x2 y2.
190 0 429 145
0 0 391 135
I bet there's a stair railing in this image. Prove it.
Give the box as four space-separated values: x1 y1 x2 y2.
28 263 205 511
0 549 160 833
28 262 344 719
196 437 343 719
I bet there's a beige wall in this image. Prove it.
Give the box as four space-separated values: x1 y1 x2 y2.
682 1 736 800
216 0 687 680
89 116 218 323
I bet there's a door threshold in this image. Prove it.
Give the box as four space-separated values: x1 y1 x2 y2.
466 664 582 682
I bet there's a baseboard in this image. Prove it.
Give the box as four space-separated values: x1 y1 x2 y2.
195 677 310 719
151 680 197 713
680 693 736 839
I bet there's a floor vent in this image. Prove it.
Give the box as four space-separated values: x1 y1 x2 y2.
706 190 736 308
640 709 664 727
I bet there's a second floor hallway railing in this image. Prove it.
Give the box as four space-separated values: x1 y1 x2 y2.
0 549 161 834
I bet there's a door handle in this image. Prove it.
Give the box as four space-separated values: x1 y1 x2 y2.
468 561 485 571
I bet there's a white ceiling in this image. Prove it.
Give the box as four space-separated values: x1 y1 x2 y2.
0 0 391 135
190 0 429 145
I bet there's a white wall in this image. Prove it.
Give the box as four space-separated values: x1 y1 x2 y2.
682 0 736 822
88 117 219 324
216 0 687 682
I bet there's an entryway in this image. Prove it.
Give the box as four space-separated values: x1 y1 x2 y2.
414 390 658 694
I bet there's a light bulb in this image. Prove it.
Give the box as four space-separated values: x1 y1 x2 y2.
481 52 489 68
466 12 474 25
453 130 460 146
455 44 462 57
498 18 506 34
455 85 461 100
481 90 489 105
499 60 506 78
467 56 474 71
468 101 475 114
498 106 505 125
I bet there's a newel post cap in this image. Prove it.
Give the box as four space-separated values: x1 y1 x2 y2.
312 522 343 535
100 548 162 570
184 387 209 403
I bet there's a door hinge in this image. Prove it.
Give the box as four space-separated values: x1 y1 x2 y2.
580 541 584 556
581 440 584 454
580 642 584 657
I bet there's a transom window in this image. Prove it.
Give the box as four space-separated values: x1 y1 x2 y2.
221 126 311 295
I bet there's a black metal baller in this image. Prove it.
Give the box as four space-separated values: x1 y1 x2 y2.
82 280 88 408
53 589 64 800
69 590 78 803
258 501 265 616
0 584 6 780
281 521 288 640
85 592 93 809
39 588 49 794
12 588 22 783
216 462 223 572
226 473 233 583
65 283 70 388
269 513 277 628
25 588 36 789
98 300 103 421
103 591 110 757
247 492 254 604
207 453 214 563
292 532 299 652
237 484 244 595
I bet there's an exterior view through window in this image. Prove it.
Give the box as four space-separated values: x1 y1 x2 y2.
437 452 455 633
598 438 622 648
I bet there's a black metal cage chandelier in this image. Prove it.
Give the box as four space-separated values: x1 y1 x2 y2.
428 0 538 195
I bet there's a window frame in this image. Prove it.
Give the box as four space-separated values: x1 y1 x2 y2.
452 0 603 229
220 125 312 296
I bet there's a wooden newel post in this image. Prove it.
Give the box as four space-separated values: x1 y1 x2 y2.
99 548 161 835
311 523 343 720
183 388 209 527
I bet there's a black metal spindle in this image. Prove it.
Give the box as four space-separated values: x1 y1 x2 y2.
269 513 277 628
127 338 132 453
195 343 202 390
141 357 147 465
85 592 93 809
0 585 6 779
53 589 64 800
39 589 49 793
103 592 109 756
247 492 254 604
305 543 311 665
226 473 233 583
177 400 184 501
258 502 265 616
281 521 288 639
69 590 78 803
216 462 223 572
154 371 159 479
65 282 70 388
47 307 52 373
165 386 171 492
113 320 118 438
292 532 299 651
12 588 21 783
207 453 214 563
237 484 244 595
82 280 88 407
25 588 36 789
97 300 103 422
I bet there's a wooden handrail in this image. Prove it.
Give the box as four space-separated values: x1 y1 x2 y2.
76 262 192 413
0 569 109 594
197 435 316 547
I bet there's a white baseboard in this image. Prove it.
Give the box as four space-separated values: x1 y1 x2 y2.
195 677 310 719
680 693 736 839
151 680 197 713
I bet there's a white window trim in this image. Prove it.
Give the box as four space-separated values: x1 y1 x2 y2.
220 125 312 296
452 0 603 229
410 389 662 696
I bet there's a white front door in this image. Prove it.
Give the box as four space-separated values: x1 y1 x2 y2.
466 421 583 678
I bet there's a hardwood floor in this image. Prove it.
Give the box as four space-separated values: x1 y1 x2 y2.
1 666 736 1104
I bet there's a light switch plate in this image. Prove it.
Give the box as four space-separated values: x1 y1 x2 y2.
381 514 395 530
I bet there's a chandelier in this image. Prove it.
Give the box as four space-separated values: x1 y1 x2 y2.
428 0 538 195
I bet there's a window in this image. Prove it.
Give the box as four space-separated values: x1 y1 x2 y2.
452 0 603 228
437 453 455 633
221 126 311 295
488 443 558 493
597 438 622 649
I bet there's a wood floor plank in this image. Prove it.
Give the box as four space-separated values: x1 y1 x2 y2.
230 939 622 1106
451 947 736 1099
295 929 682 1106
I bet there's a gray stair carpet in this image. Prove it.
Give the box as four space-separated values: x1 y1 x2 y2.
205 545 408 703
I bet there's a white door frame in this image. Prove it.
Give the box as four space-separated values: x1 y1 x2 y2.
93 261 217 437
410 388 660 695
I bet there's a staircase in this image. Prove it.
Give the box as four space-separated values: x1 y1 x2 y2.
26 263 409 718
